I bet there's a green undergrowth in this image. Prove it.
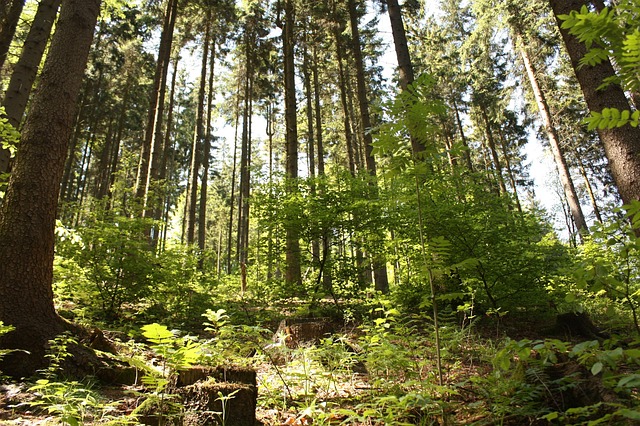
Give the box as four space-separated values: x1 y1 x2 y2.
2 305 639 425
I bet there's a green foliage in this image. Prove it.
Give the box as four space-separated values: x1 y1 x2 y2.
559 2 640 130
0 106 20 198
0 322 16 379
560 207 640 332
490 337 640 425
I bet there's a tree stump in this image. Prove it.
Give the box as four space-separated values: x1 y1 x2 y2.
274 318 335 348
180 381 256 426
556 312 609 340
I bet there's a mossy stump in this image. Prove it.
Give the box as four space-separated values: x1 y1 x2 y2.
177 365 256 390
180 381 256 426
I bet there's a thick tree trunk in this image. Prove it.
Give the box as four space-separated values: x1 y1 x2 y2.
283 0 301 287
0 0 25 72
0 0 61 174
519 43 589 233
0 0 101 378
550 0 640 210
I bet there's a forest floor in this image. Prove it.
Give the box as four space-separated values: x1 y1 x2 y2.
0 310 624 425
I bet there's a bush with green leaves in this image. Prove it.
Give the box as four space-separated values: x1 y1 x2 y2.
559 209 640 333
487 337 640 424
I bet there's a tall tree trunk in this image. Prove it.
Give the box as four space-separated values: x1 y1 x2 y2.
348 0 389 294
237 30 252 267
0 0 101 378
519 43 589 233
452 96 474 172
332 24 356 175
226 79 242 273
496 126 523 213
186 21 210 245
385 0 423 154
302 25 320 267
135 0 177 214
480 108 507 195
282 0 301 287
312 43 331 290
550 0 640 211
0 0 25 72
198 39 215 267
0 0 61 174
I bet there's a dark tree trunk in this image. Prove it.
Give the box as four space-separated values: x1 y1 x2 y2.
282 0 301 287
348 0 389 294
198 39 215 267
0 0 101 378
550 0 640 210
385 0 423 154
186 20 210 245
332 23 356 175
135 0 177 213
0 0 25 72
0 0 61 174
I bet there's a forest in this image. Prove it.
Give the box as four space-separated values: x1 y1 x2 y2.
0 0 640 424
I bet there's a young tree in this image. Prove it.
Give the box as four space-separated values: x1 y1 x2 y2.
0 0 102 377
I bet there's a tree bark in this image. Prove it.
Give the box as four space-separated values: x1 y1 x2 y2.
0 0 61 174
0 0 25 72
0 0 101 378
550 0 640 211
282 0 301 286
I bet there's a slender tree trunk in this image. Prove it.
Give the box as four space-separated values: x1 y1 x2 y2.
385 0 424 154
480 108 507 195
550 0 640 212
0 0 25 72
226 78 242 273
282 0 301 286
349 0 389 293
332 24 356 175
496 126 523 213
452 96 474 172
186 21 210 245
0 0 101 378
302 24 320 266
0 0 61 174
237 30 252 266
573 147 603 223
519 44 588 233
135 0 177 213
198 39 215 267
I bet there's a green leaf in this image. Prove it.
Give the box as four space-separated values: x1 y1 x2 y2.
141 323 174 344
618 409 640 421
591 361 603 375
